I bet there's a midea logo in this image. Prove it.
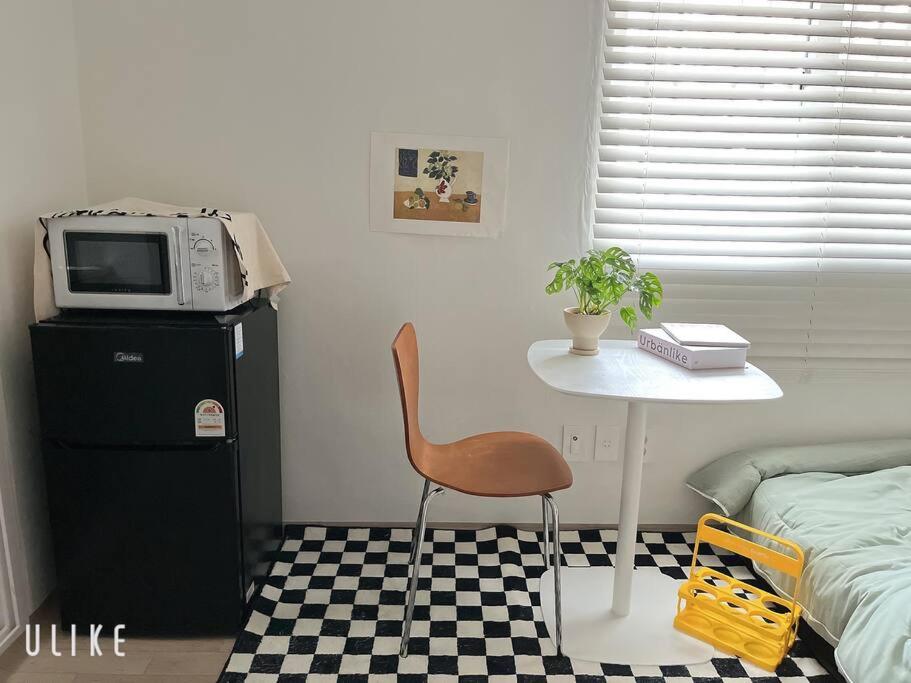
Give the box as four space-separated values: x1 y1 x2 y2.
113 352 144 363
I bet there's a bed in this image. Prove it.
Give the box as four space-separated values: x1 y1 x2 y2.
687 438 911 683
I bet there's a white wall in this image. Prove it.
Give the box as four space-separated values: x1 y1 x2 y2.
0 0 87 619
71 0 910 526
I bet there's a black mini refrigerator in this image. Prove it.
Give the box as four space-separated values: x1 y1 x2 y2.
29 301 282 634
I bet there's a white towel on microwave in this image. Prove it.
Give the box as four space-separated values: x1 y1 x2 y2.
34 197 291 321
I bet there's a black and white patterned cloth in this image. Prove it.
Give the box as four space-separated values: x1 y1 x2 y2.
219 526 834 682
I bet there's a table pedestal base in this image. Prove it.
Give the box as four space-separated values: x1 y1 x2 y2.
540 566 714 665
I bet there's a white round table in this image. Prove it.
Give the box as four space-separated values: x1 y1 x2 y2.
527 339 782 665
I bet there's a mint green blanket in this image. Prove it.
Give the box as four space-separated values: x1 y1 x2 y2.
688 439 911 683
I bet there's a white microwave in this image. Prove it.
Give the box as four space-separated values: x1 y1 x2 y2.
46 215 248 311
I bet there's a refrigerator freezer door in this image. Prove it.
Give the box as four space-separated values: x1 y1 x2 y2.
30 322 235 444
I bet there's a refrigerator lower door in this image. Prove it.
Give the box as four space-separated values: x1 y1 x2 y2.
44 441 244 634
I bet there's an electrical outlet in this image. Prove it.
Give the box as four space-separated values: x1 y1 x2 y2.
594 425 619 461
562 425 591 462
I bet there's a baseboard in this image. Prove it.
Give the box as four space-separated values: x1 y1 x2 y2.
285 521 696 532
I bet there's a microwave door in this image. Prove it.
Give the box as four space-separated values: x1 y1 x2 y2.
48 215 191 311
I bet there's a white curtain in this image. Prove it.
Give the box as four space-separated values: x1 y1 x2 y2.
0 382 22 655
0 492 19 654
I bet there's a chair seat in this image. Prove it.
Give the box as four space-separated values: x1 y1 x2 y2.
421 431 573 497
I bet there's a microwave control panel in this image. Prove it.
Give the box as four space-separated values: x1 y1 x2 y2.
188 220 225 305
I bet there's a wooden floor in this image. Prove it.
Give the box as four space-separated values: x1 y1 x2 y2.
0 599 232 682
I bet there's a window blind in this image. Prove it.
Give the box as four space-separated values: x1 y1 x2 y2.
596 0 911 370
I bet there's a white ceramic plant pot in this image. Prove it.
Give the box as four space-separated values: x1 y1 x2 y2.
435 177 454 203
563 307 611 356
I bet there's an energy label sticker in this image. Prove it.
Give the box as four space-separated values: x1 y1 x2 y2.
195 399 225 437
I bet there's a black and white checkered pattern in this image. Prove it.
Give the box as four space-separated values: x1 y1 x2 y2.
219 526 834 682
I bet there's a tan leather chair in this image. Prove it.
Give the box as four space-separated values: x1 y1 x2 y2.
392 323 572 656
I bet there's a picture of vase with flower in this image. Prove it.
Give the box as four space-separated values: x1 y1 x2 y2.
393 147 483 223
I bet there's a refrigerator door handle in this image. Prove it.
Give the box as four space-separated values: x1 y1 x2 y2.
172 224 189 306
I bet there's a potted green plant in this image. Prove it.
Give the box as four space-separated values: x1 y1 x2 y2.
422 151 458 203
545 247 663 355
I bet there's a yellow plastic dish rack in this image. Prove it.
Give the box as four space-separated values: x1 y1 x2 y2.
674 513 805 672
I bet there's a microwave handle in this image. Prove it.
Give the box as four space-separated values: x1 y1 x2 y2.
171 225 189 305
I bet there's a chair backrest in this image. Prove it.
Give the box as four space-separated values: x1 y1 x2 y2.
391 323 430 473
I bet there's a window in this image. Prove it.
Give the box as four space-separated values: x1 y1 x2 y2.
597 0 911 370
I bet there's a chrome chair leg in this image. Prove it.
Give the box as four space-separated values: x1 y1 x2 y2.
543 493 563 656
400 484 444 658
404 480 433 607
408 480 431 567
541 495 551 569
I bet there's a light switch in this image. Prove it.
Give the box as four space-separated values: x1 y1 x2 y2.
562 425 590 462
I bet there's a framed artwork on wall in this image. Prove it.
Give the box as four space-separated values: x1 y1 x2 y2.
370 132 509 237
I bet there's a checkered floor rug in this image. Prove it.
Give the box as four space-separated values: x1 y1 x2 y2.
219 525 835 682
